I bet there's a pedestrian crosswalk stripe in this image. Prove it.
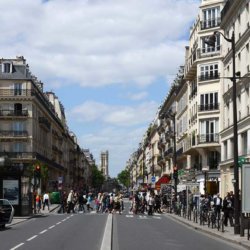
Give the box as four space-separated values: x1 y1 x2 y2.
125 214 162 220
153 216 161 219
139 215 147 219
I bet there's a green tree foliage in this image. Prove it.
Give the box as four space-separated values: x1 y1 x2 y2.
92 165 105 190
117 169 130 188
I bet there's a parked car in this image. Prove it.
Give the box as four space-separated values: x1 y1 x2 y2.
0 199 14 229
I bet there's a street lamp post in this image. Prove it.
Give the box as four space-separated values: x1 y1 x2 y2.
205 31 240 234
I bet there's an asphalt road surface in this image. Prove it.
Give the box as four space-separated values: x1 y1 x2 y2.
0 212 107 250
0 200 247 250
112 200 246 250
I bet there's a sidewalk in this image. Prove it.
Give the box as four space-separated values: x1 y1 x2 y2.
10 204 60 226
166 212 250 249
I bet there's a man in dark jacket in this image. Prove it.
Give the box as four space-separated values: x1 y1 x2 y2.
223 192 234 226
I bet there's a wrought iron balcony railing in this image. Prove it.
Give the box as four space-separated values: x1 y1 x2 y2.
164 147 173 158
198 103 219 112
200 18 221 30
197 133 219 144
199 73 220 82
0 89 33 97
0 110 28 117
0 152 35 159
0 130 28 137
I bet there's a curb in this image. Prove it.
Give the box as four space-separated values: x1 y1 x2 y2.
10 205 60 226
167 214 250 250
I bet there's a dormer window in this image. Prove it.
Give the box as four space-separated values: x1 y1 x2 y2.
2 62 12 73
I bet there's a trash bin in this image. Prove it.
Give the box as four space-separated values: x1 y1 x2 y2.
50 192 60 204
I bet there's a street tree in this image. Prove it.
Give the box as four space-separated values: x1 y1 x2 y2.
91 165 105 191
117 169 130 188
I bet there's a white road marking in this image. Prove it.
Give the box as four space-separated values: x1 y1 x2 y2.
39 229 47 234
100 214 112 250
62 219 67 221
48 225 55 229
126 215 134 218
153 216 161 219
56 222 62 225
139 215 147 219
27 235 38 241
10 243 24 250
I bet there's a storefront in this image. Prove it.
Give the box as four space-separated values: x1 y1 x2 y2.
0 157 32 216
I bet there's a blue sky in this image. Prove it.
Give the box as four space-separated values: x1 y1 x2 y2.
1 0 200 177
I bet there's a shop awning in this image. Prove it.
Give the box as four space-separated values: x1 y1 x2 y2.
155 175 171 190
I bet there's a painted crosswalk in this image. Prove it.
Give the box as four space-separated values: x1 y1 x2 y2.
125 214 162 220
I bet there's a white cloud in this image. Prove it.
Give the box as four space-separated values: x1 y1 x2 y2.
1 0 199 88
68 100 158 126
80 126 147 175
0 0 200 176
127 91 148 101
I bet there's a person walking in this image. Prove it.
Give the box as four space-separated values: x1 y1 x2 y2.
148 193 155 216
213 193 222 220
223 192 234 227
35 194 41 213
67 190 74 213
78 193 85 213
42 192 50 211
86 194 94 212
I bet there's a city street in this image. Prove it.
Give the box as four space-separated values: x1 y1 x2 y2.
0 212 107 250
0 200 247 250
113 200 246 250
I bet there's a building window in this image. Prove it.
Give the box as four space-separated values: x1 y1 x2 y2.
200 92 218 111
223 141 228 161
201 7 220 30
201 34 220 53
13 142 24 152
2 62 12 73
208 151 220 169
200 64 219 81
241 132 248 155
14 83 23 96
13 121 24 132
199 119 219 143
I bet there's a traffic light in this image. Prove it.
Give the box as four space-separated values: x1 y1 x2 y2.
34 165 41 179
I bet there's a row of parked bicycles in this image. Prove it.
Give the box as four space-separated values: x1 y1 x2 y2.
174 203 226 232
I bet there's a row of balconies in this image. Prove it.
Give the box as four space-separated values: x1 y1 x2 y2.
159 133 219 158
0 88 33 96
0 109 28 117
0 88 61 128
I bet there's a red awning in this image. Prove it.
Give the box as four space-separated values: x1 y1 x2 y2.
155 175 171 190
155 175 171 185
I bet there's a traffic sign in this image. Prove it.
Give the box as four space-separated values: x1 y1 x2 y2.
238 156 246 167
151 176 156 183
